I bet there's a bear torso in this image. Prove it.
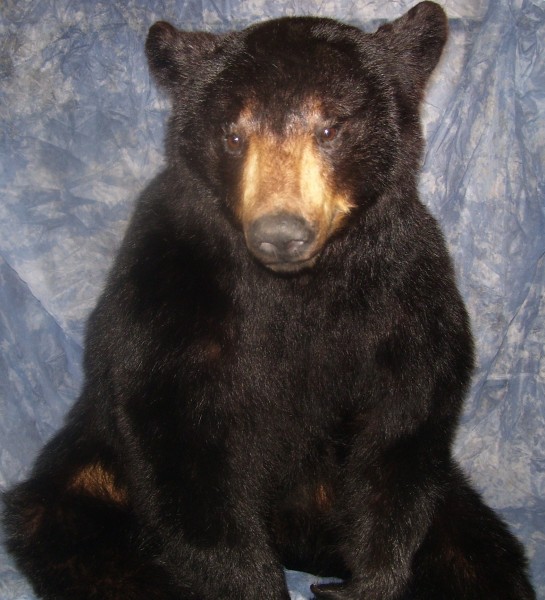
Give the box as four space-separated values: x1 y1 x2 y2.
82 160 469 534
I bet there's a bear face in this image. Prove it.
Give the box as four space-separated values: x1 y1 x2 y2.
146 2 448 273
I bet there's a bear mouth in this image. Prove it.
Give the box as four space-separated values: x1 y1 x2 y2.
260 254 319 274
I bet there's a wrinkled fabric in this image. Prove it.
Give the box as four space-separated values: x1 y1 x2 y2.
0 1 544 598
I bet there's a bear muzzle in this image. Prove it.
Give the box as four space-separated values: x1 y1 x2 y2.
237 130 354 272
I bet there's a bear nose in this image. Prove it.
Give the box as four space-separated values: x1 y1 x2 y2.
247 212 316 264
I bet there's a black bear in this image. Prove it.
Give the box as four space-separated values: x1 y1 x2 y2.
3 3 536 599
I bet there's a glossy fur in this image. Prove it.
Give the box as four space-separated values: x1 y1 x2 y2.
3 3 536 599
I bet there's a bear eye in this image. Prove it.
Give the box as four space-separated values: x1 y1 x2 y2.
316 125 339 145
225 132 244 154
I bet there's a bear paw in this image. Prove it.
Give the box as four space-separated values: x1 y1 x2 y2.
311 582 354 599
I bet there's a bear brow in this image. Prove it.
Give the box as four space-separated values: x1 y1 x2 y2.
234 96 327 137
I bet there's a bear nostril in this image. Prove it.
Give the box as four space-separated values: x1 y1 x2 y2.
248 213 315 264
258 241 279 257
286 239 306 254
259 238 306 258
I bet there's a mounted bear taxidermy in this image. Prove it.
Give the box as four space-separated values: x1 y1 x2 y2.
3 3 536 599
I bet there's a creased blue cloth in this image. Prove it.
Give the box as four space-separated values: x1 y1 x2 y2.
1 1 544 598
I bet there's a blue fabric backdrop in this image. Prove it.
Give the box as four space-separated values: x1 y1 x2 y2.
1 1 544 598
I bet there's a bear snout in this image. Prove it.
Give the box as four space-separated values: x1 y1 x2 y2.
246 211 317 270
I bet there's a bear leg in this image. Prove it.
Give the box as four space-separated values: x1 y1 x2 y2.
408 472 536 600
3 455 183 600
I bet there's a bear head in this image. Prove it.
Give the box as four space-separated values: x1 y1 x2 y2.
146 2 448 273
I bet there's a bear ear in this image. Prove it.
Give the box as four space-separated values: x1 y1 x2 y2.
146 21 220 94
374 1 448 96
